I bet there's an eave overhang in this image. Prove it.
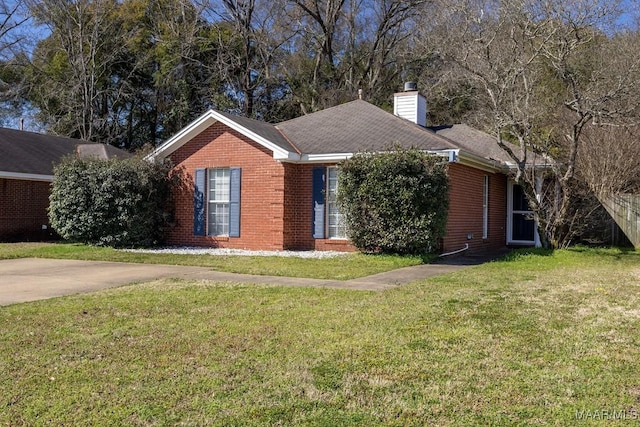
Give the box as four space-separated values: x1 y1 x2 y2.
0 171 54 182
456 150 504 172
282 149 461 165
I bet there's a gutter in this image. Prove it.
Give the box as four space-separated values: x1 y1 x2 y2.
280 148 461 165
0 171 54 182
456 150 503 172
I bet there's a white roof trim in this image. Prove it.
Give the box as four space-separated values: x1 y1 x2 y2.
299 153 354 163
293 149 460 164
428 149 458 161
0 171 54 182
150 109 296 161
504 160 551 171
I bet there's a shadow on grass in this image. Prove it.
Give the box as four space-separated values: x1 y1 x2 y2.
500 247 554 262
567 245 639 260
432 248 521 266
498 245 638 264
420 253 440 264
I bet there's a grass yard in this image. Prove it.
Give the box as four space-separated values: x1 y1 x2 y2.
1 247 640 425
0 242 425 280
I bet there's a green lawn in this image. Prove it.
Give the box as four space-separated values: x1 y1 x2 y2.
1 247 639 425
0 242 425 280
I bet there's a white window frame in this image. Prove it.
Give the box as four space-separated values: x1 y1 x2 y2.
326 166 347 239
207 168 230 236
482 175 489 239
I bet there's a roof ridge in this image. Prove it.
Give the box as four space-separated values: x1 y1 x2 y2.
0 126 89 143
274 125 302 155
276 99 367 126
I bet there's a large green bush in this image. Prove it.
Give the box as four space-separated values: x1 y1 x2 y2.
49 154 175 247
337 147 449 254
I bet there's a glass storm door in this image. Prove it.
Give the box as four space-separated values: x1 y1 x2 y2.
508 183 536 244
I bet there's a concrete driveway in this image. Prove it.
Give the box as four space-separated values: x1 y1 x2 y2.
0 258 204 306
0 256 473 306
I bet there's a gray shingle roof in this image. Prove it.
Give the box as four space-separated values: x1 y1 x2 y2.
76 143 131 160
276 100 458 154
155 100 542 169
216 110 299 154
431 124 546 166
431 124 516 163
0 127 129 176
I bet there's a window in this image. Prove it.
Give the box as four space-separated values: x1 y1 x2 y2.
482 175 489 239
208 168 230 236
327 167 347 239
194 168 241 238
312 166 347 239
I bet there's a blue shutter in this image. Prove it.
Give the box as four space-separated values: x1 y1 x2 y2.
194 169 206 236
229 167 241 238
312 167 326 239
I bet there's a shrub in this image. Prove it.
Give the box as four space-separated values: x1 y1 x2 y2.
48 154 175 247
337 147 449 254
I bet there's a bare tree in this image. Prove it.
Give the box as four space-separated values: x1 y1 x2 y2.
283 0 427 112
0 0 29 59
196 0 426 118
132 0 219 142
578 124 640 197
0 0 31 124
291 0 345 68
283 0 348 111
421 0 640 247
196 0 293 119
574 122 640 246
28 0 126 142
349 0 425 102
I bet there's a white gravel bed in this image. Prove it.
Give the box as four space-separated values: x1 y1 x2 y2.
122 246 349 259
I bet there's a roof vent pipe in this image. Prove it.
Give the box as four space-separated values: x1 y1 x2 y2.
404 81 418 91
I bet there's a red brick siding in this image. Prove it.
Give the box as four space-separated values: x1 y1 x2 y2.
166 122 287 250
282 163 311 249
313 237 357 252
167 129 357 251
166 125 507 253
282 163 356 251
444 163 507 253
0 178 55 241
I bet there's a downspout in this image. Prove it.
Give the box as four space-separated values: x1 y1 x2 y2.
439 243 469 258
437 150 466 258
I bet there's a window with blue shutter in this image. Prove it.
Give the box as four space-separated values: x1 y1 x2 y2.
327 166 347 238
194 169 206 236
312 167 326 239
196 167 241 238
229 167 241 237
207 168 231 236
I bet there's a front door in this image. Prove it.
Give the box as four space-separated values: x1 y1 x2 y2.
507 182 536 245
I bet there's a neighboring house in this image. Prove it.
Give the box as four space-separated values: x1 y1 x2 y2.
0 128 129 241
151 86 544 253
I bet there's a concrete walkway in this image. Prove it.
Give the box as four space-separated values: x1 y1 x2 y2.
0 255 493 306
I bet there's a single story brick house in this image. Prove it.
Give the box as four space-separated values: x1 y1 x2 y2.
0 128 128 241
151 87 543 253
